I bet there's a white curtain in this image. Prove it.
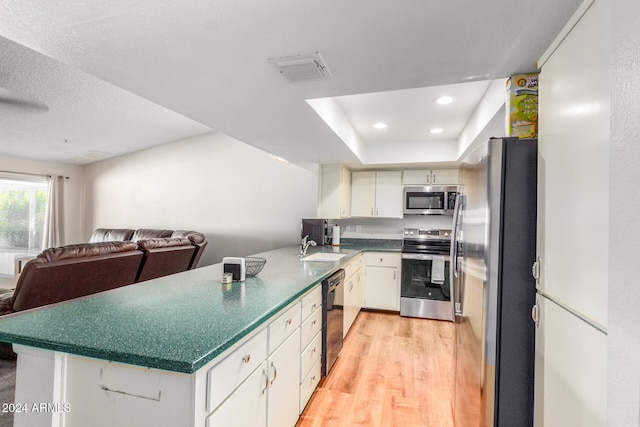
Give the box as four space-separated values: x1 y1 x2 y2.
42 175 64 248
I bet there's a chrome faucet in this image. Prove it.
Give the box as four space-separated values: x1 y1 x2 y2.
300 235 317 257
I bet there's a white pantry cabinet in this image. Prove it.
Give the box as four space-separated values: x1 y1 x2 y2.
402 169 461 185
318 164 351 218
363 253 401 311
351 171 402 218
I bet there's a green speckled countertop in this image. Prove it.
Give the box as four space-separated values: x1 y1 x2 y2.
0 242 399 374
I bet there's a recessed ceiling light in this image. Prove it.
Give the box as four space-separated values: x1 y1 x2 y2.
374 122 387 129
430 128 443 134
436 96 453 105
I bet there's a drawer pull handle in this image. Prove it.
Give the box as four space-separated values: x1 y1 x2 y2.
311 319 316 326
261 369 268 394
242 354 251 364
270 362 278 385
312 346 316 354
286 318 292 325
311 375 316 382
311 303 317 310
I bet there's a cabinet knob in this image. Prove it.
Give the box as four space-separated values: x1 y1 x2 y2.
286 318 292 325
242 354 251 364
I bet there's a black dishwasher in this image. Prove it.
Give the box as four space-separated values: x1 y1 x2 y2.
322 269 345 377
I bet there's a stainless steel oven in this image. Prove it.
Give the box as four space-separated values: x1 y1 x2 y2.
400 228 453 321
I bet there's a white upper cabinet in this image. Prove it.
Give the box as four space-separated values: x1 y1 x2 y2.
351 171 403 218
402 169 461 185
317 164 351 218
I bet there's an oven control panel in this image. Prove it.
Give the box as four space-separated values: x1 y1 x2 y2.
403 228 451 240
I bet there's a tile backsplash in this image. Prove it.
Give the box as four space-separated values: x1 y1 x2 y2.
333 216 455 240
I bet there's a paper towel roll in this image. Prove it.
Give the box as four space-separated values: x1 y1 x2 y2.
332 225 341 246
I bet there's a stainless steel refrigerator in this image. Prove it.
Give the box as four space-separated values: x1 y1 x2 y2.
450 137 537 426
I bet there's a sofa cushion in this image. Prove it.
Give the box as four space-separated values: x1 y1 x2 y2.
41 241 140 262
172 230 206 245
132 229 173 241
137 237 191 250
89 228 135 243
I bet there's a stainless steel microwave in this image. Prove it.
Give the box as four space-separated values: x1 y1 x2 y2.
403 185 460 215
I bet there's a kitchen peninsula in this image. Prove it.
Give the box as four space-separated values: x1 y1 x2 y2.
0 243 399 427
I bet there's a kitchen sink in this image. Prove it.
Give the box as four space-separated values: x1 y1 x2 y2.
301 253 347 262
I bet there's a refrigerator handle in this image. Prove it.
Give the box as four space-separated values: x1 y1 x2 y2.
451 194 464 317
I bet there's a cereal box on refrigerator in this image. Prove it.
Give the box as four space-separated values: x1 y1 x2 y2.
506 73 538 138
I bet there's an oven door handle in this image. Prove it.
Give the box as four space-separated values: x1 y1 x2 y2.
401 253 450 261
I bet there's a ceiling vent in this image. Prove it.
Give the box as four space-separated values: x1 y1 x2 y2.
67 151 108 164
270 52 331 82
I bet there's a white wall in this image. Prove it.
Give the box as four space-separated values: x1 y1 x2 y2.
82 132 318 266
0 154 84 246
610 0 640 424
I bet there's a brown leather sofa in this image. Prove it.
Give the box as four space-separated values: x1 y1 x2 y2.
8 241 143 313
0 241 144 358
90 228 207 270
0 228 208 358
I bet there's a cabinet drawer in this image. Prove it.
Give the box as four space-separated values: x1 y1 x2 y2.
301 307 322 350
268 302 301 353
300 358 322 414
365 252 400 268
207 328 268 412
301 286 322 321
300 331 322 381
344 254 363 278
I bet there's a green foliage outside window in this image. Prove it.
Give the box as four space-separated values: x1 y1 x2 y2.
0 186 47 250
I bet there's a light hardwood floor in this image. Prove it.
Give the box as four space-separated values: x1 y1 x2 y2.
297 311 455 427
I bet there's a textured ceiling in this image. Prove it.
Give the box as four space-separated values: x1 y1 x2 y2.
0 0 583 166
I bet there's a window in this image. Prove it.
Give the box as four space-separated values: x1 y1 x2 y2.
0 175 48 276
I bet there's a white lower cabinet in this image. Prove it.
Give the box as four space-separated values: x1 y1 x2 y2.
206 296 311 427
363 253 400 311
343 254 363 336
206 362 268 427
300 358 322 412
268 329 301 427
299 286 323 413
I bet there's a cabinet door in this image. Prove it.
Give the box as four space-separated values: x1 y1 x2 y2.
364 265 399 311
318 164 351 218
402 169 431 185
431 169 460 185
206 362 268 427
343 276 356 336
350 171 376 217
375 171 403 218
267 329 301 427
533 295 606 427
